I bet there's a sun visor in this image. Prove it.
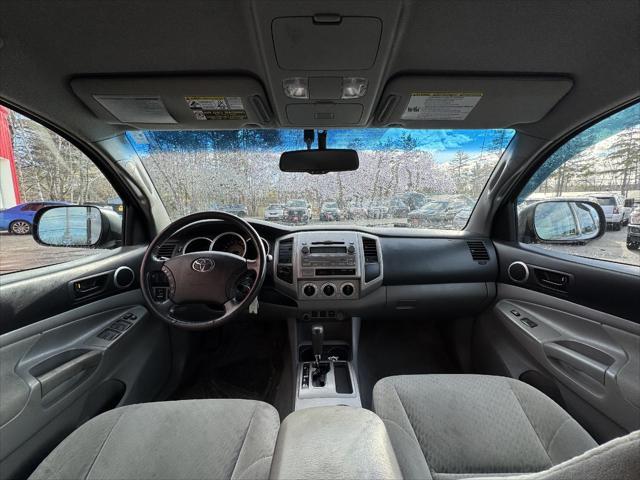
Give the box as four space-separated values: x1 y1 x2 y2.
373 76 573 128
70 76 274 129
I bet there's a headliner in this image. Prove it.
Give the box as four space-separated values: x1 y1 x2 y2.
0 0 638 145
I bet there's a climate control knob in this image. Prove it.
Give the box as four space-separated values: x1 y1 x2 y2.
303 284 316 297
322 283 336 297
341 283 355 296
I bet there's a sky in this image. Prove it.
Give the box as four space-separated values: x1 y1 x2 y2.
127 128 515 165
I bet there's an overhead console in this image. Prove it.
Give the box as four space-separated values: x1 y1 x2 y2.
273 231 383 305
373 75 573 128
272 16 382 71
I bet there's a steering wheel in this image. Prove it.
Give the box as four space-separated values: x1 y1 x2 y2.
140 211 267 330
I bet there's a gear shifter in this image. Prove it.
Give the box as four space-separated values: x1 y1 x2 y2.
311 324 324 367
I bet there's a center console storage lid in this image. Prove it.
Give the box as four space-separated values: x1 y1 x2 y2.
270 406 402 480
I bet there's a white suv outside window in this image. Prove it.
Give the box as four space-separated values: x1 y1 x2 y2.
593 194 630 231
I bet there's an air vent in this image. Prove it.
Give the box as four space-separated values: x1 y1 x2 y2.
276 238 294 284
467 241 490 262
156 240 177 259
362 236 381 283
277 239 293 264
362 237 379 263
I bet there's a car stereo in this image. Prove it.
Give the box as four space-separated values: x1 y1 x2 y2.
300 241 356 271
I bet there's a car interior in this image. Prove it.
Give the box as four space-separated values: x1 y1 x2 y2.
0 1 639 479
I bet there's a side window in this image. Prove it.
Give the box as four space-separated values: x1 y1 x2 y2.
518 103 639 267
0 106 122 274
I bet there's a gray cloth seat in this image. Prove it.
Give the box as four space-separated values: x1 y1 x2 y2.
29 399 280 480
373 374 599 479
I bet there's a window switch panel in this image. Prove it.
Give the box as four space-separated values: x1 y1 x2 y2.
98 329 120 341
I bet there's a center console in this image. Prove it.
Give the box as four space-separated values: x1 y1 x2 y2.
294 323 361 409
273 231 383 411
270 406 402 480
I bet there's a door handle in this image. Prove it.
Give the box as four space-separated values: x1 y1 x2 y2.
35 350 102 398
533 268 571 292
543 342 609 384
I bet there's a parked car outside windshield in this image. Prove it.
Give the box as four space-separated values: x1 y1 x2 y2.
127 128 515 230
264 204 285 221
0 201 70 235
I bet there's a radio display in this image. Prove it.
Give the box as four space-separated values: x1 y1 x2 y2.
310 246 347 254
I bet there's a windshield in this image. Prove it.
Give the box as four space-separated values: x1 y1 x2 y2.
128 128 514 230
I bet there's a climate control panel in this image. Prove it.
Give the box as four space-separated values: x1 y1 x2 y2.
300 281 359 299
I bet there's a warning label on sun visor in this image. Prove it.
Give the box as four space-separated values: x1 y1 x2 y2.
401 92 483 120
93 96 177 124
185 96 247 120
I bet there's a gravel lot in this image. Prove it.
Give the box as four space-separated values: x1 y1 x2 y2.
1 224 637 275
537 227 639 267
0 232 99 275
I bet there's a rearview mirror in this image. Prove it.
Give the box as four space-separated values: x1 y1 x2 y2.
33 206 122 248
280 149 359 174
519 200 605 244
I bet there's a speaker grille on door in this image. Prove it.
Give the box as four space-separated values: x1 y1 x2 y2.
508 261 529 283
114 266 135 289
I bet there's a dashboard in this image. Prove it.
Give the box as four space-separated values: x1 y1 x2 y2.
153 220 499 319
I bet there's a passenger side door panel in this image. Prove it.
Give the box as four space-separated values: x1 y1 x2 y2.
481 241 640 442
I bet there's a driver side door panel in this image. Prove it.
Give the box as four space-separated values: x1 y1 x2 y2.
0 248 173 479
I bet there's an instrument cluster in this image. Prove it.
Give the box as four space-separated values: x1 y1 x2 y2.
182 231 269 260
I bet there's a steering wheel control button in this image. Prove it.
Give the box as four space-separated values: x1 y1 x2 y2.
161 266 176 297
322 283 336 297
153 287 167 302
303 284 317 297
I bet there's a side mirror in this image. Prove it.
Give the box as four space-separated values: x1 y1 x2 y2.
519 200 606 244
33 205 122 248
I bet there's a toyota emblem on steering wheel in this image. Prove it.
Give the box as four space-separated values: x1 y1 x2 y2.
191 257 215 273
